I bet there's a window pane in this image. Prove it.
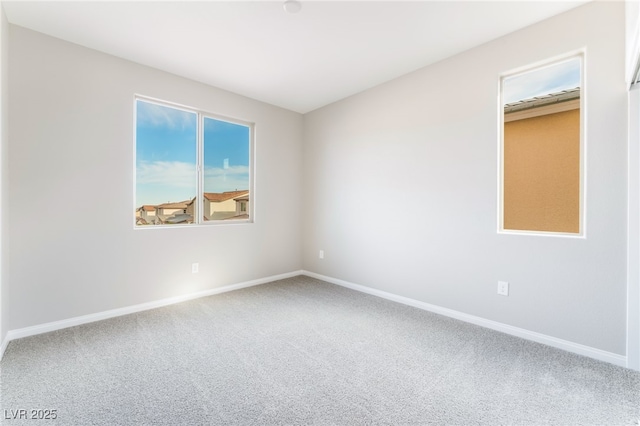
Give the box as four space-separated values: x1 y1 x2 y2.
135 100 197 226
502 57 581 234
203 117 251 221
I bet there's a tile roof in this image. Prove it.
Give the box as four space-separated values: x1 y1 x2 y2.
165 213 193 224
223 214 250 220
504 87 580 114
204 190 249 202
157 200 190 209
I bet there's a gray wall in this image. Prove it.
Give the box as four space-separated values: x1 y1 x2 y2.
302 2 628 355
627 0 640 372
7 26 303 330
628 87 640 369
0 5 8 344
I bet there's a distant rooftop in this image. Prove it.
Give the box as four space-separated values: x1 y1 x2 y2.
504 87 580 114
203 190 249 203
157 201 190 209
165 213 193 224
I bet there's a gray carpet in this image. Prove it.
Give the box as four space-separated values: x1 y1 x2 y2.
1 275 639 425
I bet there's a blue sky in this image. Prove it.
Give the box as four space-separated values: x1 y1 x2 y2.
203 117 250 195
503 57 581 104
136 100 250 207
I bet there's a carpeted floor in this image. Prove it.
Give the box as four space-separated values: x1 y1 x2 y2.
1 275 639 425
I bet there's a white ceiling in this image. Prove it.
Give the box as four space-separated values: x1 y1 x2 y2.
2 0 589 113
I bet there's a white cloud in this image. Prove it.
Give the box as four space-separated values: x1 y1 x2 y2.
504 58 580 104
204 165 249 178
137 160 196 187
204 166 250 193
135 161 250 205
136 161 197 205
137 100 195 130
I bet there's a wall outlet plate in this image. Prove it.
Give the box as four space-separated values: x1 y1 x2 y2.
498 281 509 296
192 263 199 274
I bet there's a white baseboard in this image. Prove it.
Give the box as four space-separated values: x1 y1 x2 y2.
1 269 628 369
0 270 303 361
302 270 627 368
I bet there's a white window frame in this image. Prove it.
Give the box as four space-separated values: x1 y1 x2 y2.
133 95 255 228
497 50 586 238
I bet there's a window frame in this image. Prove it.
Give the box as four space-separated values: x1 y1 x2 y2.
133 95 255 229
497 51 586 238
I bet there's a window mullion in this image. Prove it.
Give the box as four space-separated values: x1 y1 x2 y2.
197 113 204 225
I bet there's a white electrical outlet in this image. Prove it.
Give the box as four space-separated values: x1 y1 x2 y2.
497 281 509 296
319 250 324 259
192 263 199 274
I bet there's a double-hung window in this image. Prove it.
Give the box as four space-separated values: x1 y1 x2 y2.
134 97 253 227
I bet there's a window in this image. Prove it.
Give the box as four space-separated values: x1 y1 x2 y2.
499 54 583 235
134 98 253 227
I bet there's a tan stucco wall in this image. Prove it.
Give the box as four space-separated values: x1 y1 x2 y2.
206 199 237 217
503 108 580 233
159 208 183 216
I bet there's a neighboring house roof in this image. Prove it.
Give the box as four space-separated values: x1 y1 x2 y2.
156 201 190 209
204 190 249 203
504 87 580 114
165 213 193 224
140 205 156 212
234 195 249 202
223 214 250 220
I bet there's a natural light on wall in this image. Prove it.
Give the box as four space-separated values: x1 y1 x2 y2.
500 54 583 235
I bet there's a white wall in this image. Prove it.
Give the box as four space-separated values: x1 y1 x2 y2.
627 0 640 85
303 2 628 355
626 0 640 372
0 4 8 347
628 87 640 369
7 26 303 330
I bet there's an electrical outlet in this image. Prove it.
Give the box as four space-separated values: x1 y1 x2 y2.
497 281 509 296
319 250 324 259
192 263 199 274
